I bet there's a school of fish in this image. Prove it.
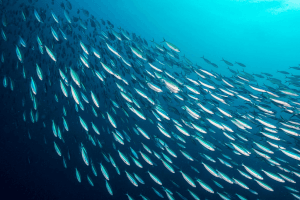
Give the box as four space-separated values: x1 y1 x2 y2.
1 0 300 199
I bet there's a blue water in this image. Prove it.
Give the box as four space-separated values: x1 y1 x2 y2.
1 0 300 200
79 0 300 74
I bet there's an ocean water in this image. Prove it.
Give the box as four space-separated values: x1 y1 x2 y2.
1 0 300 200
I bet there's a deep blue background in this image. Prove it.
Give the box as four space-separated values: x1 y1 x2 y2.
1 0 300 200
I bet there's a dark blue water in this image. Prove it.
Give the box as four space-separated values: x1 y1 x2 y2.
1 0 300 200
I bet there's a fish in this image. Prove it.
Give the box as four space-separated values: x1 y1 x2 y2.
147 171 162 185
54 141 61 156
235 62 246 67
161 38 180 52
277 70 289 74
221 58 233 66
1 2 300 200
80 143 89 166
